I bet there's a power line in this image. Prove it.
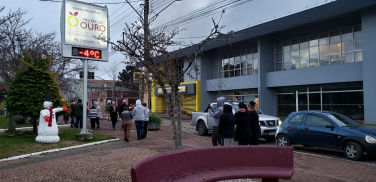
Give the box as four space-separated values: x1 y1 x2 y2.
40 0 141 4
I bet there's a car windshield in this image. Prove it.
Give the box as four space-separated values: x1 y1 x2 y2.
326 113 360 127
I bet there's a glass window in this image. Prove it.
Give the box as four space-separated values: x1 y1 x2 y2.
320 56 329 66
305 114 331 127
289 113 305 124
330 54 341 65
309 35 318 47
253 58 258 74
241 51 247 61
355 51 362 62
283 62 291 70
235 53 241 69
354 26 361 39
300 49 309 68
319 45 329 56
310 46 318 57
341 28 353 41
291 39 299 51
319 33 329 45
342 52 354 63
276 53 282 63
283 41 291 52
276 43 283 53
247 50 253 60
355 38 362 51
291 51 300 69
283 52 291 62
309 57 319 67
229 55 234 71
308 85 320 92
300 38 309 49
276 63 282 71
330 30 341 43
342 40 353 53
322 82 363 91
326 113 359 127
330 43 341 54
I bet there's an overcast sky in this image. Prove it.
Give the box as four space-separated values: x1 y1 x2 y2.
1 0 335 80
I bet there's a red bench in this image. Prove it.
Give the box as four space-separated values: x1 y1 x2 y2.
131 146 294 182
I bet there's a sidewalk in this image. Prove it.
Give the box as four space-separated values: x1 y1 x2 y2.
0 118 375 181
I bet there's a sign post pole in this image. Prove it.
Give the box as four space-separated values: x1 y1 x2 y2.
80 59 89 134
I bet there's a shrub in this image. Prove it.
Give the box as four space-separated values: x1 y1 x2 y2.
14 115 26 124
149 114 162 125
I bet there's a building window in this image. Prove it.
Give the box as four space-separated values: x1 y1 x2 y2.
214 49 258 79
213 89 258 103
276 82 364 120
275 25 362 71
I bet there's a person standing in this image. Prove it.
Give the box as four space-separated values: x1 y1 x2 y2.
89 106 97 130
121 109 133 142
234 102 252 145
74 99 83 128
110 101 118 130
133 100 145 140
119 100 129 129
248 101 261 145
141 103 150 139
218 105 235 146
208 97 225 146
70 101 75 128
95 102 100 129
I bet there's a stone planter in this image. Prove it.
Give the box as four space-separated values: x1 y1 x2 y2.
148 123 160 130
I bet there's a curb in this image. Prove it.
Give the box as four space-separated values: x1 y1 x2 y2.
0 138 120 162
0 124 72 133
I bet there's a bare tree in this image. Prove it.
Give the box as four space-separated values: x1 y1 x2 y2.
209 77 232 97
0 8 97 98
98 9 232 149
104 61 120 103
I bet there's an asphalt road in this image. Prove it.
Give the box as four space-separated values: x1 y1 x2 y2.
177 120 376 166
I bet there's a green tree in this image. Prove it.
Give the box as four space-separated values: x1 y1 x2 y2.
6 52 68 133
117 65 142 90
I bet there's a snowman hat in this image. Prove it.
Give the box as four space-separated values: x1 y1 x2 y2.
45 93 52 102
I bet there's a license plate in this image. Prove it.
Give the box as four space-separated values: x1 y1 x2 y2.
269 131 276 135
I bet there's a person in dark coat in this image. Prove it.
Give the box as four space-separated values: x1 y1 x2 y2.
234 102 252 145
119 100 129 129
248 101 261 145
110 101 119 130
74 99 83 128
70 101 75 128
218 104 235 146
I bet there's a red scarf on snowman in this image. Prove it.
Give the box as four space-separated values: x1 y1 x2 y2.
44 108 53 127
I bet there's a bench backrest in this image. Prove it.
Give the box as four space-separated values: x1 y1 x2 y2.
131 146 293 182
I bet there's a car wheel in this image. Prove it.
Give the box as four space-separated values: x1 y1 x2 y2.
276 134 290 146
197 121 208 136
344 142 364 161
265 137 276 142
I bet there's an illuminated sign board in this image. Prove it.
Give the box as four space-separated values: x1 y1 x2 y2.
61 0 109 61
73 47 101 59
157 86 187 94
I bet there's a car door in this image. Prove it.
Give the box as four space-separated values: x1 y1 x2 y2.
301 114 338 148
285 113 306 144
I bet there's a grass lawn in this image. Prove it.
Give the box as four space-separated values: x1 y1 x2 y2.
0 128 116 159
0 116 64 129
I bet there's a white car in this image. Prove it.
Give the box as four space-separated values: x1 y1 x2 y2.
191 102 281 142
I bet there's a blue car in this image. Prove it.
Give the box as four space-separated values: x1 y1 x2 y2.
276 111 376 161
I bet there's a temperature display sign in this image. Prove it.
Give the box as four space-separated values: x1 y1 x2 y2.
72 47 102 59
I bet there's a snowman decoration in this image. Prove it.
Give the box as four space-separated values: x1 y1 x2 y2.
36 94 68 143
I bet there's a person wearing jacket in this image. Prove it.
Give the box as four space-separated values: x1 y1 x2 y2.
121 109 133 142
208 97 225 146
141 103 150 139
89 106 97 130
74 99 83 128
70 101 75 128
95 102 100 129
109 101 118 130
119 100 129 129
218 104 235 146
248 101 261 145
133 100 145 140
234 102 252 145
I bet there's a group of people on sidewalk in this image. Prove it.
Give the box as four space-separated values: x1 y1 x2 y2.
108 99 150 142
208 97 261 146
70 99 100 129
